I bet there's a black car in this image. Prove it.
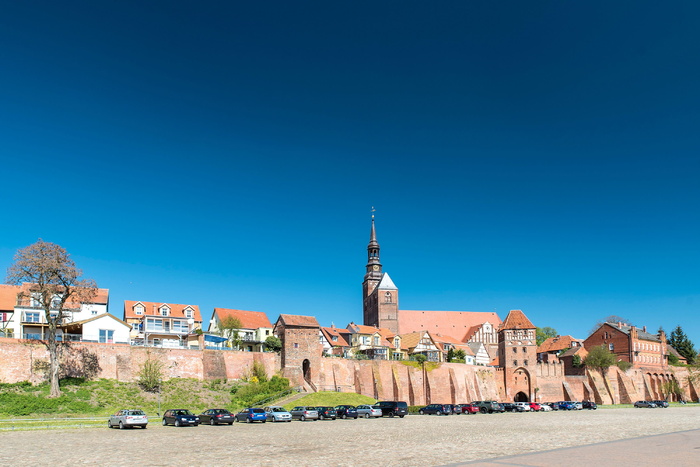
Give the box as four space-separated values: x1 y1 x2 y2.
334 405 358 419
316 406 337 420
418 404 452 415
162 409 200 427
472 401 505 414
199 408 235 425
582 401 597 410
502 402 525 412
652 400 669 408
374 401 408 418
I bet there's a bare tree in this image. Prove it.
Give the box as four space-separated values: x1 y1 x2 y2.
6 239 97 397
218 316 243 349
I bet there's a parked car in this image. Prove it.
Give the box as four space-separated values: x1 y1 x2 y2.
652 400 669 408
543 402 558 411
290 406 319 421
234 408 267 423
162 409 199 427
443 404 458 414
634 401 657 408
454 403 479 415
555 401 576 411
514 402 532 412
356 404 382 418
572 401 583 410
582 401 597 410
264 406 292 422
316 406 338 420
502 402 524 412
539 403 553 412
334 405 359 419
529 402 542 412
199 408 235 425
374 401 408 418
108 409 148 429
472 401 505 414
418 404 452 415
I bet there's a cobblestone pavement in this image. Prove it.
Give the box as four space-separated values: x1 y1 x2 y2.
1 407 699 466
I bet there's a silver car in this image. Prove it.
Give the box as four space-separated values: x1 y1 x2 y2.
290 406 319 421
356 404 382 418
264 406 292 422
108 409 148 429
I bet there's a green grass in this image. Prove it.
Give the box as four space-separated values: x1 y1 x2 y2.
282 392 376 410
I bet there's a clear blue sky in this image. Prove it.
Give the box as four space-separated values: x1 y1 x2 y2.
1 2 699 347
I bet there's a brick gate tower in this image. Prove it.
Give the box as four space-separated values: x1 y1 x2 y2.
273 314 321 390
362 215 399 334
498 309 538 402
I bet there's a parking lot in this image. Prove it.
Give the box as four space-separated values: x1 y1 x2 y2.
1 407 698 466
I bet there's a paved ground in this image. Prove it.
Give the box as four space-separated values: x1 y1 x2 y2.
1 407 698 466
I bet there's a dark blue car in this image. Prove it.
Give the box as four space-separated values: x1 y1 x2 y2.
234 408 267 423
556 401 576 411
162 409 200 427
334 405 358 419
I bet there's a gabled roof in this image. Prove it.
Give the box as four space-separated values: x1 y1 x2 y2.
0 284 20 312
347 323 382 335
467 342 486 354
276 314 319 328
559 346 588 359
537 335 583 354
500 310 535 330
123 300 202 321
397 310 502 342
63 312 131 331
213 308 272 330
600 322 661 342
320 327 350 347
377 273 397 290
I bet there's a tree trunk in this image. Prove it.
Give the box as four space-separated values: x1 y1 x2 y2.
47 319 61 398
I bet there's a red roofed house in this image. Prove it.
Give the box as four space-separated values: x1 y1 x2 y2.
584 322 668 370
346 322 392 360
123 301 202 349
361 217 501 356
537 335 584 363
0 283 121 343
432 333 476 364
320 325 351 357
208 308 273 352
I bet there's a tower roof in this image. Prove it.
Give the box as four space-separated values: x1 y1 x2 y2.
368 217 379 249
377 273 397 290
500 309 535 330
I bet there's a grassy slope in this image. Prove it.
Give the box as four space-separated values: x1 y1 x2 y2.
282 392 376 410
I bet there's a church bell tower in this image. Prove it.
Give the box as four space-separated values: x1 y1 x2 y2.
362 214 399 333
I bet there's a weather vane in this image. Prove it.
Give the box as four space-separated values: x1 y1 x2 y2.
371 206 376 219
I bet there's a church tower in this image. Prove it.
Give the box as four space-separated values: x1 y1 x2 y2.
362 216 399 334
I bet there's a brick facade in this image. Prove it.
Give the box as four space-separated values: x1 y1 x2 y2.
584 322 668 370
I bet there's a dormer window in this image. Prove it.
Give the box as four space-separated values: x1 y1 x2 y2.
394 337 400 349
332 336 338 342
184 307 193 319
160 306 170 316
134 305 144 315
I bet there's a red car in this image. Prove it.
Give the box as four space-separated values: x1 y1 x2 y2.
529 402 542 412
455 403 480 414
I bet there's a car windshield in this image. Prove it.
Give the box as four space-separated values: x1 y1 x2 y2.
271 407 285 412
176 410 192 416
128 410 145 415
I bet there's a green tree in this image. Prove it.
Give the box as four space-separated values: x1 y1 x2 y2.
6 240 97 398
218 316 243 349
447 348 466 362
264 335 282 352
137 351 164 393
668 325 696 365
584 345 617 375
536 327 558 346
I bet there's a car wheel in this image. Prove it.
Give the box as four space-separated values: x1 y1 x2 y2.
107 420 112 428
162 419 167 426
175 420 180 427
419 410 425 415
389 412 394 418
300 415 306 421
234 417 239 422
247 418 252 423
480 408 487 414
119 421 124 430
399 415 405 418
319 414 324 420
262 420 266 423
341 414 346 419
142 425 147 429
436 411 442 415
229 422 233 425
210 419 215 426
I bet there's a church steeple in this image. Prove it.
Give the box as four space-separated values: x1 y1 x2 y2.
365 214 382 281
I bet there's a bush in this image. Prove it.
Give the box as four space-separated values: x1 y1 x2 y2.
616 360 632 371
230 375 291 408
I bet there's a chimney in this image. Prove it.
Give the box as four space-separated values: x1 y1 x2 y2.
642 326 647 332
618 321 623 328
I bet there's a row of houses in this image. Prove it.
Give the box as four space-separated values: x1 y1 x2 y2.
0 283 678 370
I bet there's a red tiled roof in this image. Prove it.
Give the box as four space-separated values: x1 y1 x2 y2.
500 310 535 330
537 335 582 354
0 285 20 311
0 283 108 309
347 323 384 335
277 314 319 327
397 310 502 342
213 308 272 330
123 300 202 321
321 327 350 347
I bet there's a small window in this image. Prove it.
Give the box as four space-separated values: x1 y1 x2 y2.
522 347 527 353
134 305 144 315
294 343 299 349
609 343 614 351
160 307 169 316
524 360 528 366
513 360 518 366
99 329 114 344
512 347 517 354
332 336 338 342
